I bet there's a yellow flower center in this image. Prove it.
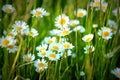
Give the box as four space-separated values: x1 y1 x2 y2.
64 43 70 49
16 26 22 31
40 47 45 51
77 12 84 17
8 45 14 49
25 57 32 61
38 62 44 67
5 8 11 13
60 18 66 25
117 72 120 76
102 31 109 37
62 30 69 35
71 23 76 27
86 37 92 42
7 33 13 37
63 52 68 57
2 39 9 46
28 31 33 36
50 53 56 58
41 52 46 56
53 46 59 51
35 11 41 16
48 39 53 44
93 1 100 7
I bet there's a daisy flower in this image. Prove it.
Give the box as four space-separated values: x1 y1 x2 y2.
30 8 47 17
111 68 120 79
49 42 63 52
98 2 108 12
59 28 72 36
108 20 118 34
3 30 17 37
104 52 114 58
80 71 85 76
25 28 38 37
98 27 113 40
93 24 98 28
23 53 35 62
36 44 48 52
34 59 48 71
69 20 80 27
47 51 60 61
60 50 72 58
55 14 69 29
12 20 28 34
49 29 61 36
2 4 15 13
62 42 74 50
73 25 85 33
0 36 15 48
43 37 56 44
90 0 104 7
112 7 120 16
82 34 94 42
37 51 47 58
84 45 95 54
7 45 18 53
74 8 87 17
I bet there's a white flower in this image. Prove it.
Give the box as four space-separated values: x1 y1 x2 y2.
34 59 48 71
58 28 72 36
23 53 35 62
73 26 85 33
2 4 15 13
98 2 108 12
111 68 120 79
25 28 38 37
98 27 113 40
55 14 69 29
84 45 95 54
108 20 118 34
74 8 87 17
47 51 60 61
12 20 28 34
80 71 85 76
93 24 98 28
30 8 47 17
104 53 113 58
90 0 104 7
49 42 63 52
69 20 80 27
82 34 94 42
37 51 47 58
43 37 56 44
60 50 72 58
0 36 16 48
36 44 48 52
7 45 18 53
62 42 74 50
112 7 120 16
49 29 61 36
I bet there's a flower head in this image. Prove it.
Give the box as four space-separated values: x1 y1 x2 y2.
7 45 18 53
84 45 95 54
25 28 38 37
73 26 85 33
82 34 94 42
74 8 87 17
111 68 120 79
2 4 15 13
23 53 35 62
37 51 47 58
36 44 48 52
69 20 80 27
112 7 120 16
47 51 60 61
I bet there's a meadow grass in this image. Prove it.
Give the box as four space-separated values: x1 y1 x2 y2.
0 0 120 80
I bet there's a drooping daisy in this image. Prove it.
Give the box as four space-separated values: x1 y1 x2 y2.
34 59 48 71
59 28 72 36
23 53 35 62
98 27 113 40
37 51 47 58
30 8 47 17
36 44 48 52
47 51 60 61
2 4 15 13
62 42 74 50
55 14 69 29
111 68 120 79
0 36 15 48
74 8 87 17
69 20 80 27
43 37 56 44
82 34 94 42
25 28 38 37
49 42 63 52
84 45 95 54
108 20 118 34
73 25 85 33
60 50 72 58
112 7 120 16
98 2 108 12
7 45 18 53
12 20 28 34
